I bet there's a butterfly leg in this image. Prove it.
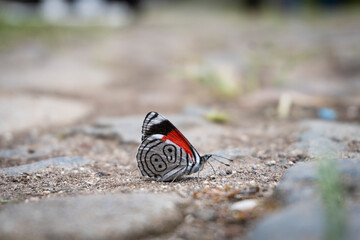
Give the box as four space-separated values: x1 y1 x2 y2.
170 167 187 183
159 166 186 182
207 161 217 176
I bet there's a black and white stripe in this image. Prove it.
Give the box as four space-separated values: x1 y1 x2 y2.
137 134 205 181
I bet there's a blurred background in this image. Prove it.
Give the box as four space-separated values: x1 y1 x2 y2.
0 0 360 133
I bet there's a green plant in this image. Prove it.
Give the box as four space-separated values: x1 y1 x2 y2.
205 111 230 124
0 198 22 204
317 152 346 240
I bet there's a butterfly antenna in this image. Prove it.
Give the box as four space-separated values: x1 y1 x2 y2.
211 154 234 162
210 156 231 167
197 170 201 182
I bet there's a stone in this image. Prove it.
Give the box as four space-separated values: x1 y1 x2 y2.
249 200 360 240
80 126 120 139
250 118 360 240
0 156 88 176
212 148 253 159
295 120 360 158
0 147 58 168
94 115 144 143
0 149 28 160
296 131 346 158
193 209 218 221
0 193 189 240
347 152 360 158
298 120 360 142
0 95 92 134
77 114 210 144
230 199 258 211
274 158 360 206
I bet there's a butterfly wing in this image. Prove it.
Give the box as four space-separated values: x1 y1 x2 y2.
141 112 168 141
140 111 200 164
136 134 191 181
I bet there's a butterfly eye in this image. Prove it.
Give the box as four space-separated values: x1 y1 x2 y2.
168 149 173 153
159 164 163 168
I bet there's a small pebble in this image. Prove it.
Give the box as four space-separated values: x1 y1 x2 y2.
249 180 256 186
194 209 217 221
265 160 276 166
185 214 195 223
230 199 258 211
290 149 304 157
318 107 337 120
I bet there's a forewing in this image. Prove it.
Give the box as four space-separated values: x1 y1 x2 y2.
136 134 191 181
140 111 200 163
141 112 168 141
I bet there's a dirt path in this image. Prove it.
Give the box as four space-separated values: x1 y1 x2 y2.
1 3 360 240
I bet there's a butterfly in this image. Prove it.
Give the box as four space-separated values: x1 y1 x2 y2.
136 111 231 182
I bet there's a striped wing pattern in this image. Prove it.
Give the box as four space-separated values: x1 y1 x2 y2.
136 134 191 181
141 112 167 141
136 112 203 181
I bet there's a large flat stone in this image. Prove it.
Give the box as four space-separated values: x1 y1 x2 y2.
249 200 360 240
295 120 360 159
250 122 360 240
0 147 59 168
212 148 253 159
275 158 360 205
76 113 211 144
0 95 92 134
0 149 48 161
301 120 360 141
0 156 88 176
0 193 189 240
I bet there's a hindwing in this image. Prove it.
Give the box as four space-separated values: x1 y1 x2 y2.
136 134 192 181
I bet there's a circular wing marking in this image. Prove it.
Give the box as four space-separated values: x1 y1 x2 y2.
149 153 167 172
163 144 177 163
137 137 190 180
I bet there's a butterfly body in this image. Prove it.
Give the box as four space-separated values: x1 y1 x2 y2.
136 112 211 181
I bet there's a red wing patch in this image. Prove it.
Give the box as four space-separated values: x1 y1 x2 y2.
161 129 194 163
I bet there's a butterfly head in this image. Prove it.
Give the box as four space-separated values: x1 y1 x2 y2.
198 154 211 171
200 154 212 163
